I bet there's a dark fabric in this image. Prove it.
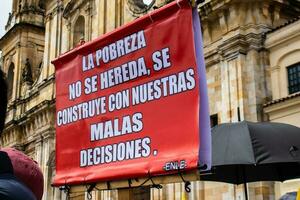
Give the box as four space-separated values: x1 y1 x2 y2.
0 69 8 135
0 151 13 174
211 121 255 165
0 174 36 200
211 121 300 166
1 148 44 200
247 122 300 163
201 121 300 184
201 162 300 184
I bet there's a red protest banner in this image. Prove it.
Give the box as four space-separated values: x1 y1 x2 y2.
52 0 200 186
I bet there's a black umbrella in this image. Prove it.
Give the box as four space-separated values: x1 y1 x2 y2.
200 121 300 200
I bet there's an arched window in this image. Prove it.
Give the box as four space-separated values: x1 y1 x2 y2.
7 63 14 100
73 16 85 47
287 63 300 94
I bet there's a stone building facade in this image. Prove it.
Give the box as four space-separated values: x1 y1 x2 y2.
264 17 300 199
264 17 300 127
0 0 300 200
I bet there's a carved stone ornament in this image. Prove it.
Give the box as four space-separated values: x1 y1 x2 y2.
38 0 45 10
127 0 156 16
22 58 33 84
6 12 13 28
63 0 76 18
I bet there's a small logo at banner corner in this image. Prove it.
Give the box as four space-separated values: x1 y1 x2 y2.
163 160 187 171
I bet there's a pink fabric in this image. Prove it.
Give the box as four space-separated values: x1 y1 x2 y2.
1 148 44 200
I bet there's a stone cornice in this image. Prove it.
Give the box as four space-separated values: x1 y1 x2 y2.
4 98 55 131
17 7 45 16
200 0 295 13
18 99 55 122
264 92 300 108
34 127 55 142
25 74 55 100
265 19 300 49
199 0 300 23
204 49 221 67
0 23 45 48
203 30 265 63
10 75 55 109
263 94 300 120
2 99 55 148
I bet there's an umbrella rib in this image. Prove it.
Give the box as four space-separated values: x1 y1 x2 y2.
245 122 257 165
